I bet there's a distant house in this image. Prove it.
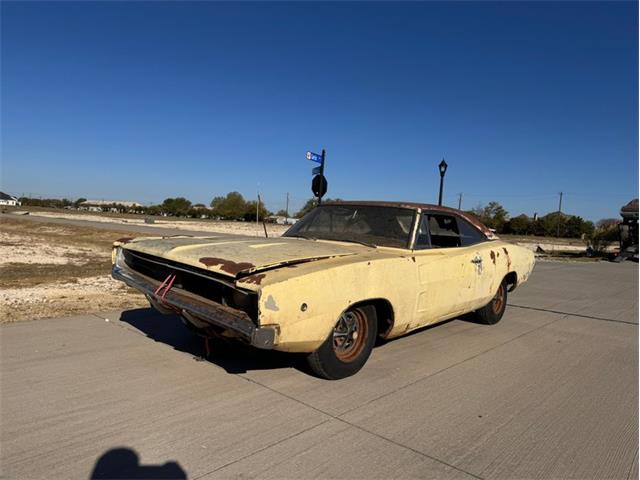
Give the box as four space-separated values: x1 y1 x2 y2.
79 199 141 213
0 192 20 206
266 215 298 225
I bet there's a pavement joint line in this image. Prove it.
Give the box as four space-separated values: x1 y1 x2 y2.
228 376 485 480
507 304 638 326
337 315 564 418
191 418 334 479
626 446 639 480
336 418 485 480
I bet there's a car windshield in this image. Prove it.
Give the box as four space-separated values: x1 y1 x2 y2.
284 205 416 249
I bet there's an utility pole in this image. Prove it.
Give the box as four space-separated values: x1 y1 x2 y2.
285 192 289 218
558 191 563 213
457 193 463 210
318 149 326 206
256 190 260 236
556 192 563 238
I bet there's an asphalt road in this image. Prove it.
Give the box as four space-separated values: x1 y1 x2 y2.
1 261 637 479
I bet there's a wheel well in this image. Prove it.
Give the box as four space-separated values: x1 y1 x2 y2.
350 298 394 338
505 271 518 292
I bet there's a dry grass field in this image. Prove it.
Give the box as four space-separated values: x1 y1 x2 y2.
0 212 291 322
1 217 148 322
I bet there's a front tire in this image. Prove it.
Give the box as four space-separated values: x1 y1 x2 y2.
306 305 377 380
475 280 507 325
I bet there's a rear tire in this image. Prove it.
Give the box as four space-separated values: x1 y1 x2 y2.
475 280 507 325
306 305 377 380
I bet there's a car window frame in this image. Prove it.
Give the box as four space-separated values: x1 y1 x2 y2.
411 210 487 250
456 215 488 247
413 213 432 250
284 205 418 250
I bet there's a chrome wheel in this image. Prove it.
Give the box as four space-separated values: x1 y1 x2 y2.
332 309 368 363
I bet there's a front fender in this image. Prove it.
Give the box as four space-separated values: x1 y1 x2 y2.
256 257 414 353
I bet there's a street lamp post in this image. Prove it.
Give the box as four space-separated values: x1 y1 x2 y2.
438 158 448 206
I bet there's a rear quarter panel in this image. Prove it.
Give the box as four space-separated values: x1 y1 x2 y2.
473 240 535 308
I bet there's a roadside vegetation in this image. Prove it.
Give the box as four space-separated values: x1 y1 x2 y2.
16 195 621 249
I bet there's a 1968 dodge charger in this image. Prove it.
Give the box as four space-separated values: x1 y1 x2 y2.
112 201 535 379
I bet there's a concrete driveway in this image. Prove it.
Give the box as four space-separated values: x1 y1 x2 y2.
1 261 637 479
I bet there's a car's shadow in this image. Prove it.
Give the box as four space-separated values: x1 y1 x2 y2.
119 308 309 375
119 308 484 376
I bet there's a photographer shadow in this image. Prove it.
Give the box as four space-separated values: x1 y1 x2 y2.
89 447 186 479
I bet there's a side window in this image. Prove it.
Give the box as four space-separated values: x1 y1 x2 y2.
428 214 461 248
457 217 486 246
414 215 431 249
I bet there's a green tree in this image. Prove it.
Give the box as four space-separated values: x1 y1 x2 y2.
161 197 192 216
275 209 288 217
585 224 619 254
244 200 269 221
471 202 509 232
539 212 566 237
209 196 225 215
210 192 248 219
73 198 87 208
505 214 531 235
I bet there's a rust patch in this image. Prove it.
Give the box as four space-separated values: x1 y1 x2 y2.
489 251 496 265
411 256 416 263
199 257 255 275
502 248 511 270
116 237 134 244
241 273 266 285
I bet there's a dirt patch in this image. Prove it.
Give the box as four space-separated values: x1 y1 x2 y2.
1 276 148 322
1 217 147 321
0 231 108 265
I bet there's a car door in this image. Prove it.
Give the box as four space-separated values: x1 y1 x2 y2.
411 212 480 328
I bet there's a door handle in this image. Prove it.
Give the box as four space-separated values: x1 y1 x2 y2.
471 257 483 264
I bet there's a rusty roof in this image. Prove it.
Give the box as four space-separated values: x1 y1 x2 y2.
621 198 638 213
323 200 495 238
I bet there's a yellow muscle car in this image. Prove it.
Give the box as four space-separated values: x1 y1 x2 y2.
112 201 535 379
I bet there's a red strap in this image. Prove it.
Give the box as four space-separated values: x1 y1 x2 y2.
160 274 176 300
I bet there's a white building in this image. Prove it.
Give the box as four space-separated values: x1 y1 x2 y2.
79 199 142 213
0 192 20 206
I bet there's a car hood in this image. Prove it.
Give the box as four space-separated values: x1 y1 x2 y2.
121 235 360 278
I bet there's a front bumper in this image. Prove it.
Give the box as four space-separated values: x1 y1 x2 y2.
112 256 276 349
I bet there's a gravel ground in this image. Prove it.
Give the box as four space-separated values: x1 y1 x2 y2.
1 276 147 323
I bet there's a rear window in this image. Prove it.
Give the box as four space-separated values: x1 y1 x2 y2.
428 214 461 248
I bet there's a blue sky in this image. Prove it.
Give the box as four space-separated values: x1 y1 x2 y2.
1 1 637 220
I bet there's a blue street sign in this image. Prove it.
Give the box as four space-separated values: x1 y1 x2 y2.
306 151 323 163
312 166 322 175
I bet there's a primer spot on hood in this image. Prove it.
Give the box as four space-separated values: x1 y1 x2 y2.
264 295 279 311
